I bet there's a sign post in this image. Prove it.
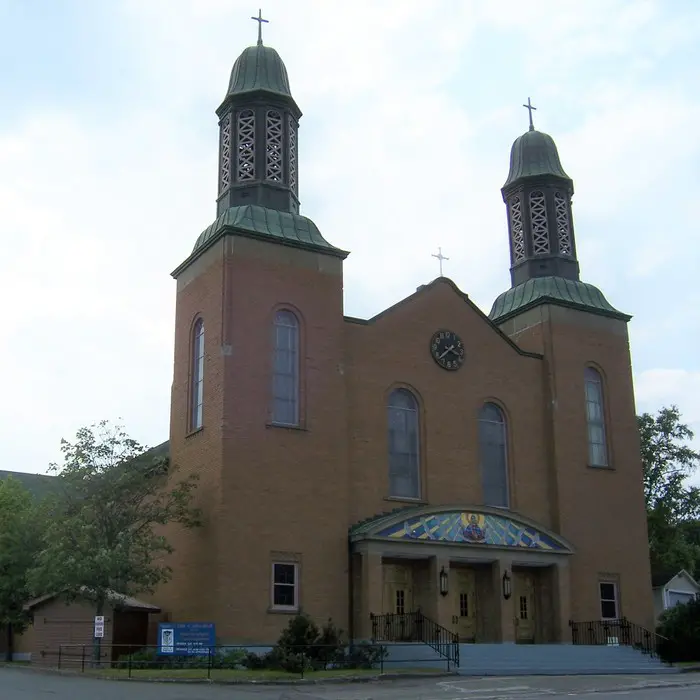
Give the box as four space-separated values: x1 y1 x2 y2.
94 616 105 639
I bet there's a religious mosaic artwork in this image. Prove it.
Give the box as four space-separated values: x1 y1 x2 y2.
375 511 566 551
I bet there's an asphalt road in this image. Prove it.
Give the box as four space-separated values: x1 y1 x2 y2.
3 667 700 700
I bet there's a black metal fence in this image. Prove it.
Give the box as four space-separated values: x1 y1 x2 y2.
370 612 460 669
569 618 661 658
43 641 454 679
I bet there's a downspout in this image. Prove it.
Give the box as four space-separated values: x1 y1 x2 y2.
347 535 354 645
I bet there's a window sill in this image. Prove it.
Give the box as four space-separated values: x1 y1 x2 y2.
185 427 204 440
266 422 307 432
267 606 299 615
384 496 427 505
587 463 614 471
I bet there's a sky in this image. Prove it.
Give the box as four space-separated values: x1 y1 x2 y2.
0 0 699 478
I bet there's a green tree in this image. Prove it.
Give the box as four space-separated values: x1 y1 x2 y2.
29 420 201 663
0 476 44 659
639 406 700 577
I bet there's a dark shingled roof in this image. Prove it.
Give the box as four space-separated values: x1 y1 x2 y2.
0 441 170 500
0 470 57 499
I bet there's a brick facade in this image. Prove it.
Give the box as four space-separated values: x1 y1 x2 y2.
151 38 653 647
154 235 653 644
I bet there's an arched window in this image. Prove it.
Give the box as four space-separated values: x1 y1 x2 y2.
584 367 608 466
190 318 204 431
387 389 420 499
272 310 300 426
478 403 509 507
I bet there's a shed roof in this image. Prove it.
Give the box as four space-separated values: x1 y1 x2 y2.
24 588 161 613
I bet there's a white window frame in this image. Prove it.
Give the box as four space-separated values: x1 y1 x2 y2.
664 587 697 610
599 580 619 620
271 562 299 612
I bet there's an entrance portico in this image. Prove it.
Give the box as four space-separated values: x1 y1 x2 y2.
349 505 574 644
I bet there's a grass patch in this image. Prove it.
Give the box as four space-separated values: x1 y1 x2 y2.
88 666 449 681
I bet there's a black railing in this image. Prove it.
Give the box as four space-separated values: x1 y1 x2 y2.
370 611 459 669
569 618 665 659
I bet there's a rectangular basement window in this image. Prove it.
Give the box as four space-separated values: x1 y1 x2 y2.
271 562 299 612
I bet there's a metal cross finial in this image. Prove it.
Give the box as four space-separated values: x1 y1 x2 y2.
251 9 269 46
523 97 537 131
432 247 449 277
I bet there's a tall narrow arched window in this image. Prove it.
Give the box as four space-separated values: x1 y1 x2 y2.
584 367 608 466
478 403 509 507
387 389 420 499
272 310 299 426
190 318 204 431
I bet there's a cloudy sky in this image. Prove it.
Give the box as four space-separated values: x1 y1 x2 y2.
1 0 699 477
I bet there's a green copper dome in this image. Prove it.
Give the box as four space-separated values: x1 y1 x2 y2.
171 205 348 277
226 44 292 98
503 129 571 188
489 276 630 323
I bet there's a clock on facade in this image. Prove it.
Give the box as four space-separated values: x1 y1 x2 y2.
430 329 465 371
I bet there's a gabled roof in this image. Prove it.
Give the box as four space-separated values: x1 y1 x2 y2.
24 589 161 613
344 276 542 359
652 569 700 590
0 470 57 499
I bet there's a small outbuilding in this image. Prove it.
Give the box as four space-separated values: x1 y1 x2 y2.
652 570 700 621
24 589 161 667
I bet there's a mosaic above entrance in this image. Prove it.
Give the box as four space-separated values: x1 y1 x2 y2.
375 511 566 551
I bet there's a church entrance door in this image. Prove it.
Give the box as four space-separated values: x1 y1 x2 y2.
452 568 477 642
382 563 415 640
513 570 537 643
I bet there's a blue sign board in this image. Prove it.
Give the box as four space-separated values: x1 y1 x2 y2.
157 622 216 656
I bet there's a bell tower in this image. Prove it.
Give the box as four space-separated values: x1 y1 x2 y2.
501 98 580 287
163 11 351 642
215 10 301 216
488 101 654 631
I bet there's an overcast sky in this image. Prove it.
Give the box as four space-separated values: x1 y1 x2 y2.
1 0 698 477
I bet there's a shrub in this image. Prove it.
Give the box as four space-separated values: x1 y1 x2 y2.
345 641 387 669
657 597 700 663
241 614 387 672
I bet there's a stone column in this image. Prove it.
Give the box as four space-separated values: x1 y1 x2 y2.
491 558 515 642
427 555 452 629
552 559 572 643
358 551 383 640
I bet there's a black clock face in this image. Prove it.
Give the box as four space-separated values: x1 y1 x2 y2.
430 330 465 371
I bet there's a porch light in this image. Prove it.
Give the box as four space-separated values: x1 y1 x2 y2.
502 570 512 600
439 566 449 597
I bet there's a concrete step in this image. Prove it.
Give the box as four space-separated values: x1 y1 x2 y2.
382 642 679 676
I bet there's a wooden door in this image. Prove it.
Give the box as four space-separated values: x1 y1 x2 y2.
383 564 414 614
382 564 414 640
452 568 477 642
514 571 537 643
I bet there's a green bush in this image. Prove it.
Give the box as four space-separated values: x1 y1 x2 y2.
657 597 700 663
238 614 387 672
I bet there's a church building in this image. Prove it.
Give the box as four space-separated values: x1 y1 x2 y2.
156 25 653 648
